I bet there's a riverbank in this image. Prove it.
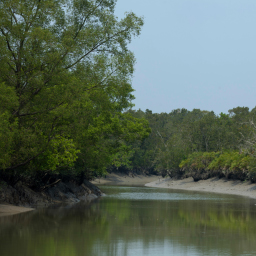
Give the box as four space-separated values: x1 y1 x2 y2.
0 179 103 217
145 177 256 199
4 174 256 216
91 173 160 186
0 204 34 217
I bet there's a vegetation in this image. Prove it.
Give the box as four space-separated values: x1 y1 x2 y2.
179 151 255 181
115 107 256 182
1 0 256 189
0 0 150 185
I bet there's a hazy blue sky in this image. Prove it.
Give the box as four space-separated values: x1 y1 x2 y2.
115 0 256 114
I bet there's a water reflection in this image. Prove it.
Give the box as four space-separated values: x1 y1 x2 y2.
0 186 256 256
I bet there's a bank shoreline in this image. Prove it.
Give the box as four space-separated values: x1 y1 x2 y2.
0 204 34 217
3 174 256 217
0 173 158 217
91 173 160 186
94 172 256 199
145 177 256 199
0 179 103 217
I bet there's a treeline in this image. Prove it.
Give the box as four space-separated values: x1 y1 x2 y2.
117 107 256 182
0 0 150 186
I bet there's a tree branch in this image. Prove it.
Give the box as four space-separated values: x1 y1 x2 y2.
65 28 129 70
17 102 65 117
0 28 17 61
73 0 105 40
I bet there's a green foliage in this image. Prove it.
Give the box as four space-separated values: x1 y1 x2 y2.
179 152 219 172
0 83 18 169
179 151 255 181
125 106 256 180
44 137 80 172
2 0 256 183
0 0 149 180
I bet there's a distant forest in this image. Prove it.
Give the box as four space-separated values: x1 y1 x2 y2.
115 107 256 182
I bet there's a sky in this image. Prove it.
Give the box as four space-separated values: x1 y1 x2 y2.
114 0 256 115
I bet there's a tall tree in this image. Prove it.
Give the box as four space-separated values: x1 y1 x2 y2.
0 0 147 176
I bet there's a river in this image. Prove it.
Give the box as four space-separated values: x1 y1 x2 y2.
1 186 256 256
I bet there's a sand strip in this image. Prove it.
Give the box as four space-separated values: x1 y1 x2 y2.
0 204 34 217
91 173 160 186
145 177 256 199
92 173 256 199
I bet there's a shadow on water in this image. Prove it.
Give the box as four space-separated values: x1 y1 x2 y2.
1 186 256 256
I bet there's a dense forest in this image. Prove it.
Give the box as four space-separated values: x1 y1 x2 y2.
1 0 256 191
118 107 256 182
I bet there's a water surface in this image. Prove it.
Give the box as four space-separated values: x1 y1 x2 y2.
1 186 256 256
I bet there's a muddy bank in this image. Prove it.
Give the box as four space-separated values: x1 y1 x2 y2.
0 179 103 216
0 204 34 217
91 173 160 186
145 177 256 199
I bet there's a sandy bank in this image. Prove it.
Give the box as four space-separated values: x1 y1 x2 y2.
0 204 34 217
145 177 256 199
91 173 160 186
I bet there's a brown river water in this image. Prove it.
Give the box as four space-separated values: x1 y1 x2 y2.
1 186 256 256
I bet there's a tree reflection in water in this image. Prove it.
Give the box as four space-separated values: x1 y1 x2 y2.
0 186 256 256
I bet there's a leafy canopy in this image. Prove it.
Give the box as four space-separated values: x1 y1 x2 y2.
0 0 149 176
